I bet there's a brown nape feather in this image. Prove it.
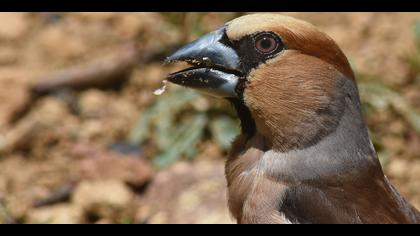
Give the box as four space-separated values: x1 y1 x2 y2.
244 50 345 152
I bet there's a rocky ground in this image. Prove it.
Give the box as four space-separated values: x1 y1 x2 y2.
0 13 419 224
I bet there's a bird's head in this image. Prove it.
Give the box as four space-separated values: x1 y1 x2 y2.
165 14 357 152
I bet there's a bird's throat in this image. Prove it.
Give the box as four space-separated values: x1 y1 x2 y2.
228 98 256 137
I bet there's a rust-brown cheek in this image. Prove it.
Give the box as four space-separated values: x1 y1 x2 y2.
243 50 340 152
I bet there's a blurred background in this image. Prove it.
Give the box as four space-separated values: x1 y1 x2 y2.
0 12 419 224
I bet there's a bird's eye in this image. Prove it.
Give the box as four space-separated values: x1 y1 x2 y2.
254 33 279 54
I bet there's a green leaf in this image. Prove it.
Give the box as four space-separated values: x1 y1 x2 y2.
210 115 240 151
153 113 208 169
415 20 420 43
127 88 199 146
359 81 420 132
127 110 154 144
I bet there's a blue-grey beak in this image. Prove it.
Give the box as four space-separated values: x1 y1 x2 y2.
165 27 242 98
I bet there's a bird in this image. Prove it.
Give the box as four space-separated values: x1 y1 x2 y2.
164 13 420 224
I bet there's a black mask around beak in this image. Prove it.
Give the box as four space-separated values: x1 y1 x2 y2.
164 27 242 98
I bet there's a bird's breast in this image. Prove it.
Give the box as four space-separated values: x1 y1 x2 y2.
226 134 292 223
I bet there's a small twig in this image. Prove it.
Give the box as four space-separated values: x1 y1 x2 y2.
33 183 76 208
31 42 141 96
30 42 182 97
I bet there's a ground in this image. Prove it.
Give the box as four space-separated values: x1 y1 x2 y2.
0 13 419 224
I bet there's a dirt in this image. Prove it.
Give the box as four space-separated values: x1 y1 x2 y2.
0 13 419 224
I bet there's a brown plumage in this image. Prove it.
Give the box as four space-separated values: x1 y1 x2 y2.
165 13 420 224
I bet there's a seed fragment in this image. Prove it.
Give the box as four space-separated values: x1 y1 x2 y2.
153 80 168 96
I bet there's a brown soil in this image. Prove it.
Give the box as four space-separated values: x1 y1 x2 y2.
0 13 419 224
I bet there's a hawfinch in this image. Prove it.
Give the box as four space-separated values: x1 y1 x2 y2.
165 14 420 224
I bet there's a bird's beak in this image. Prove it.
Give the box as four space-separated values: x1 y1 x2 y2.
164 27 242 98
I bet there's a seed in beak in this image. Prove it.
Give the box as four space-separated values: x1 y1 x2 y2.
153 80 168 96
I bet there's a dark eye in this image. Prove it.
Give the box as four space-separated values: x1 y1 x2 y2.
254 33 279 54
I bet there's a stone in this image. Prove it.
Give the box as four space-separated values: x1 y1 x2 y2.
138 160 234 224
27 204 83 224
0 13 29 40
0 72 30 129
68 143 153 188
72 180 133 213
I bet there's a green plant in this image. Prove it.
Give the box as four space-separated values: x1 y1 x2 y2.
128 87 239 169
